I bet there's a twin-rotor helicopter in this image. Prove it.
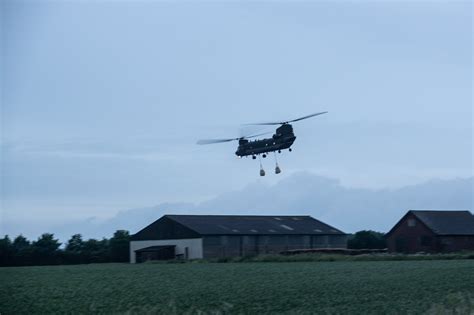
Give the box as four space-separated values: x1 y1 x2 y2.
197 111 327 176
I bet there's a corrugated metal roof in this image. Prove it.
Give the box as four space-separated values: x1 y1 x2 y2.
410 210 474 235
164 215 345 235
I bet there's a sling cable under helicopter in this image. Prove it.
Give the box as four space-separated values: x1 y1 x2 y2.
197 111 328 176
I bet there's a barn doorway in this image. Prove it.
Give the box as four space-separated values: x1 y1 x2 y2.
135 245 176 263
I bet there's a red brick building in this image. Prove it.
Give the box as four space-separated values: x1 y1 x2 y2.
386 210 474 253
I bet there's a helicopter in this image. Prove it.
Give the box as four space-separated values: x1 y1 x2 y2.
197 111 327 176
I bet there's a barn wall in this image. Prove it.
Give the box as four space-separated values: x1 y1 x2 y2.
130 239 203 263
386 213 437 253
437 236 474 252
325 235 348 248
202 234 347 258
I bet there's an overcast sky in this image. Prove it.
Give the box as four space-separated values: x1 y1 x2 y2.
1 1 472 238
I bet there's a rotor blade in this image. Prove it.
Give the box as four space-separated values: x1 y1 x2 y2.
287 111 328 123
196 138 237 145
243 122 282 126
243 111 328 126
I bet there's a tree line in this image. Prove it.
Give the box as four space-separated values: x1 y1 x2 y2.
0 229 385 267
0 230 130 267
347 230 386 249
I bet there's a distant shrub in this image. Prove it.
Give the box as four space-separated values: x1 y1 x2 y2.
347 230 386 249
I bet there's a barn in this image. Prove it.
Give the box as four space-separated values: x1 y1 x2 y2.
386 210 474 253
130 214 347 263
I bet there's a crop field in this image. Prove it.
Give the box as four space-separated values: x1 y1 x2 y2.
1 260 474 314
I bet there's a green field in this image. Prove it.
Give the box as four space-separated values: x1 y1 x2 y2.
1 260 474 314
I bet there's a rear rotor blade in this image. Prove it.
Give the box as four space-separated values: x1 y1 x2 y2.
287 111 328 123
244 111 328 125
196 138 237 145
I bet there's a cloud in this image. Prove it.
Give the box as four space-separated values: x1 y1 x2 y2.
38 172 473 242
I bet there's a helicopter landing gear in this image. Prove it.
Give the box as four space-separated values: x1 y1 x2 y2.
259 155 265 176
274 152 281 174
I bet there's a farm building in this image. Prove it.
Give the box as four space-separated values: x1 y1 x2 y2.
386 210 474 253
130 214 347 263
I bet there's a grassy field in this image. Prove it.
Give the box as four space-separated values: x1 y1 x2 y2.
1 260 474 314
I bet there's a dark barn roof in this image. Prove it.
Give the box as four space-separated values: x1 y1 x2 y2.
164 214 345 235
131 214 346 240
410 210 474 235
387 210 474 236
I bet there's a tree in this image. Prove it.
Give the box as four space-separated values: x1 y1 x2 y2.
83 238 109 263
64 234 85 264
66 234 84 252
0 235 13 266
347 230 386 249
31 233 61 265
12 235 30 251
12 235 32 266
109 230 130 262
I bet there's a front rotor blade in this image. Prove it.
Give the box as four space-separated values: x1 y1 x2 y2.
196 138 237 145
288 111 328 123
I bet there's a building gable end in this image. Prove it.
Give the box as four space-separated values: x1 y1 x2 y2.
131 216 201 241
386 211 437 237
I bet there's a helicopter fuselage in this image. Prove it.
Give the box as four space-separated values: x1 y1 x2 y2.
235 124 296 157
197 111 327 175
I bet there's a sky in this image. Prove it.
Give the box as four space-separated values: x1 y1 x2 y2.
1 1 472 239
